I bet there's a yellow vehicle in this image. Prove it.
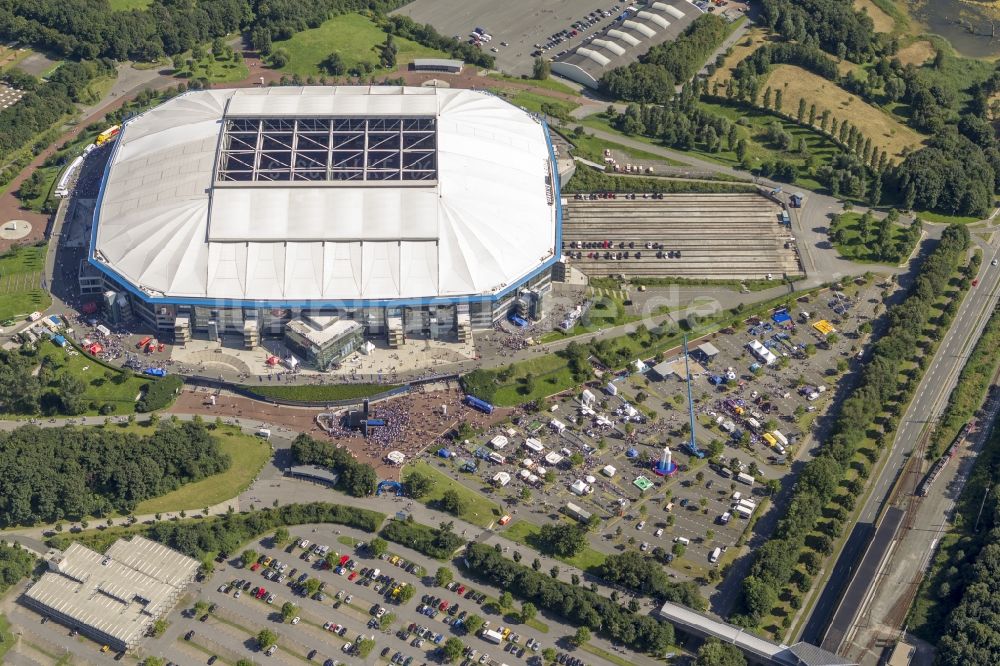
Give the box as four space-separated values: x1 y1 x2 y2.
262 557 273 567
762 432 777 448
502 627 512 639
101 645 110 653
390 556 399 565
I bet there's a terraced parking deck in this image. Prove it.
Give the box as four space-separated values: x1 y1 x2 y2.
561 193 803 280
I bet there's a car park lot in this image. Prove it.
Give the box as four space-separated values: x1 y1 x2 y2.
129 526 633 666
393 0 627 76
436 278 884 594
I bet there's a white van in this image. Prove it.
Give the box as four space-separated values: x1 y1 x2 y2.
256 428 271 439
673 537 690 546
709 547 721 563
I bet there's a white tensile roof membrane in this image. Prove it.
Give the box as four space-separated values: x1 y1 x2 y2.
93 87 558 302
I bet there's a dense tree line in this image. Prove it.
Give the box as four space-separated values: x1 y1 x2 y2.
724 43 839 102
50 503 385 561
0 421 230 526
137 374 183 412
600 14 728 103
464 543 679 652
379 15 494 68
894 127 999 218
736 225 970 627
597 551 705 609
0 0 408 62
0 542 34 595
290 433 378 497
380 516 463 559
563 161 756 195
757 0 883 62
0 60 114 162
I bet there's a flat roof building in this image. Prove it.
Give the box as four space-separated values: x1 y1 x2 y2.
22 537 198 652
551 0 701 89
411 58 463 73
288 464 340 486
285 314 364 370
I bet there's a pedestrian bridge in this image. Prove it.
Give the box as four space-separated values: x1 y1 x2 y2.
657 602 856 666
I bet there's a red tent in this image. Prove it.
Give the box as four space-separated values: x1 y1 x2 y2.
266 356 280 366
87 343 103 355
81 302 98 314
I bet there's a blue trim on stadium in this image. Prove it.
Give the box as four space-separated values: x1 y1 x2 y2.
88 107 563 311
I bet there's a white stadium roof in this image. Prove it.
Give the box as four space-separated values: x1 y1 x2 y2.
91 86 559 304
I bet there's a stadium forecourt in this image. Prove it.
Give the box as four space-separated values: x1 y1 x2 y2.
87 86 562 367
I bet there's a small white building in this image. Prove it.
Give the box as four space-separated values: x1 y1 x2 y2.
601 464 617 478
549 419 566 433
522 458 535 469
569 479 591 495
606 382 619 396
544 451 563 466
581 389 596 406
492 471 512 487
490 435 509 450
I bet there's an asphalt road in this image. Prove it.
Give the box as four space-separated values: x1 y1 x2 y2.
798 232 1000 648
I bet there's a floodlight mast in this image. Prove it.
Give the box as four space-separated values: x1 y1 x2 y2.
683 335 703 457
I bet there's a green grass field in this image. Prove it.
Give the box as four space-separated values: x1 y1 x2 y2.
0 245 50 321
108 0 152 10
832 212 912 263
173 47 249 83
32 342 150 415
505 90 579 119
134 424 270 514
504 519 606 572
486 73 578 95
246 382 400 403
272 13 449 77
0 615 15 664
405 459 502 528
564 130 687 166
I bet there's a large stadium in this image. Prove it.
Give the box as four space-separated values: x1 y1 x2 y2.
88 86 561 364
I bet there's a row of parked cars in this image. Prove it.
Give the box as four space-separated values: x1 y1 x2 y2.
530 5 624 56
573 192 668 200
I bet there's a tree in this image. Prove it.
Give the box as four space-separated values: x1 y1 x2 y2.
499 591 514 610
403 471 434 499
356 638 376 658
572 627 591 646
380 34 398 69
241 549 258 567
543 647 558 664
280 602 298 623
532 57 551 80
439 489 466 516
320 52 346 76
442 637 465 662
379 612 396 629
269 48 290 68
549 565 560 579
304 578 322 597
150 618 168 637
538 522 588 557
368 537 388 558
273 526 290 546
397 583 416 603
696 637 747 666
435 566 454 587
465 614 485 635
520 602 537 622
144 659 167 666
257 628 278 650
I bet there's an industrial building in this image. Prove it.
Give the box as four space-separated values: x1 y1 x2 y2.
87 86 562 355
550 0 700 89
22 537 199 653
411 58 464 73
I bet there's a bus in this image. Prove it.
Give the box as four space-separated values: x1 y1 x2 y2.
465 395 494 415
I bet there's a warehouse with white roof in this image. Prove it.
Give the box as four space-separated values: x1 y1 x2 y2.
88 86 562 352
22 537 198 652
550 0 701 89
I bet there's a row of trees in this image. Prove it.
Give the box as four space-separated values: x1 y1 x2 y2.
600 14 728 103
757 0 884 62
0 60 114 162
378 14 494 68
0 420 230 526
0 542 35 595
735 224 971 627
47 502 385 560
597 551 706 609
380 516 463 559
464 543 678 652
828 209 921 264
290 433 378 497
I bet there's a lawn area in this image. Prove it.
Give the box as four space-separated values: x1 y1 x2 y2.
831 212 912 263
487 73 578 95
853 0 896 32
245 382 400 403
763 64 926 162
30 341 150 416
0 45 35 73
404 459 502 528
539 285 640 343
0 615 15 663
709 26 770 88
503 519 606 572
134 424 271 514
562 129 686 166
173 45 248 83
915 209 983 225
108 0 152 9
505 90 579 119
272 13 448 77
0 245 50 321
